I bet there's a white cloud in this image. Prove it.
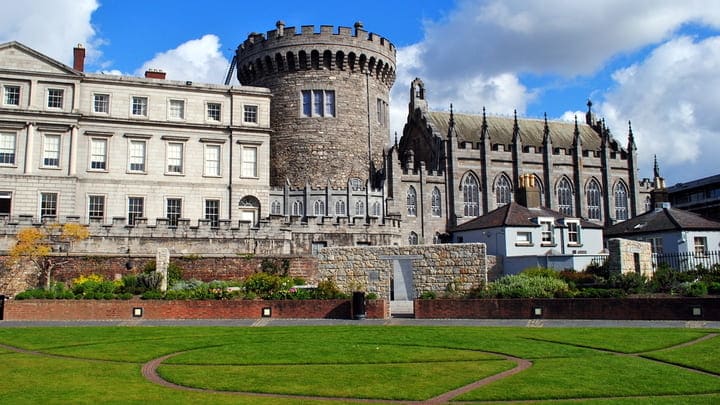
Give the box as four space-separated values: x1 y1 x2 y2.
135 35 231 84
600 35 720 183
0 0 99 65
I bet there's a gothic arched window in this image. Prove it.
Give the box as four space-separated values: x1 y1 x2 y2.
371 201 381 217
557 177 574 216
270 200 282 215
408 231 419 245
431 187 441 217
463 174 480 217
407 186 417 216
615 182 629 221
313 200 325 216
586 179 602 220
495 175 512 207
354 200 364 216
335 200 346 216
292 200 303 216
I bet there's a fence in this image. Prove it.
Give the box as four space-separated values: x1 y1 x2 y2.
653 251 720 272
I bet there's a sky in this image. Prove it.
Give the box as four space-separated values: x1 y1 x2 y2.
2 0 720 186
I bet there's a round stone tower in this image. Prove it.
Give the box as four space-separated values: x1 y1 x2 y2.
236 21 396 188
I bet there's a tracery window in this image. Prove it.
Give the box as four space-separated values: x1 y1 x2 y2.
557 177 574 216
406 186 417 216
495 175 512 207
431 187 441 217
463 174 480 216
615 182 629 221
586 179 602 220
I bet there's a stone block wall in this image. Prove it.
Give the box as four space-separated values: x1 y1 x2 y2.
607 238 653 277
317 243 487 300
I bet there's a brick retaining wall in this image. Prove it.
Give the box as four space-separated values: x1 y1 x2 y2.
414 298 720 320
3 299 388 321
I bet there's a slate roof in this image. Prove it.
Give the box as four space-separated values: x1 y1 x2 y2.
426 111 605 150
604 207 720 237
452 202 603 232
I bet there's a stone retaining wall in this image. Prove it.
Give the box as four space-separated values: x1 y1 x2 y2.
3 298 389 320
414 298 720 320
318 243 487 300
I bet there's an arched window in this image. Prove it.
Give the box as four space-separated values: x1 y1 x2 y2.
644 196 652 213
615 182 629 220
292 200 303 216
270 200 282 215
313 200 325 216
371 201 381 217
495 174 512 207
335 200 346 216
431 187 441 217
408 231 418 245
463 174 480 217
354 200 364 216
586 179 602 220
406 186 417 216
557 177 574 216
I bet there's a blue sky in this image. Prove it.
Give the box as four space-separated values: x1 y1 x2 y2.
3 0 720 186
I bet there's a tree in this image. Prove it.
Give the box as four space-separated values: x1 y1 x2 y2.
10 224 89 290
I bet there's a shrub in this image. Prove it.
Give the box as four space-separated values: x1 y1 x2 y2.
137 272 163 292
521 267 560 279
708 281 720 295
313 278 345 299
243 272 283 297
140 291 163 300
585 261 610 280
608 272 649 294
483 274 570 298
419 291 437 299
558 269 596 286
365 292 378 300
575 288 626 298
678 281 708 297
260 258 290 276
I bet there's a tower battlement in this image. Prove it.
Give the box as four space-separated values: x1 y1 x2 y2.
237 21 396 87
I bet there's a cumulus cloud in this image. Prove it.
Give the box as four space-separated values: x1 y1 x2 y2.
0 0 99 65
600 35 720 182
134 35 231 84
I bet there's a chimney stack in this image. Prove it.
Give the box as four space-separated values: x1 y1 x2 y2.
73 44 85 72
144 69 166 80
517 173 541 208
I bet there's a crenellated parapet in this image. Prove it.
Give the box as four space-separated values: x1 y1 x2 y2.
237 21 396 88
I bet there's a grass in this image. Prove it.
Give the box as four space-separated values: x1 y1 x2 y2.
0 326 717 403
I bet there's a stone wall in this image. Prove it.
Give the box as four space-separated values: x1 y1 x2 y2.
3 298 389 320
607 238 653 277
317 243 487 300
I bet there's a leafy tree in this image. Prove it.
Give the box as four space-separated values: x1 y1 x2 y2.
10 224 89 290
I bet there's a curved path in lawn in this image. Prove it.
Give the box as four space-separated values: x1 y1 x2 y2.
140 350 531 404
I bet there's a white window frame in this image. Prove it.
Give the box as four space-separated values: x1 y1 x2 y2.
539 218 554 245
168 99 185 120
165 197 183 227
39 192 58 220
131 96 148 117
204 198 221 228
42 134 61 168
0 132 16 165
89 138 108 171
240 145 257 178
87 194 106 222
128 139 147 173
47 88 64 109
206 102 221 122
3 85 20 106
516 231 533 245
127 196 145 225
567 221 581 245
301 89 335 117
694 236 708 256
243 105 258 123
166 142 184 174
203 144 221 177
93 93 110 114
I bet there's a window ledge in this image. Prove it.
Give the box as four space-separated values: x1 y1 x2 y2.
515 242 534 247
541 243 557 247
568 243 583 247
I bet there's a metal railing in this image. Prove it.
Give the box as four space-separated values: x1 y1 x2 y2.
653 251 720 272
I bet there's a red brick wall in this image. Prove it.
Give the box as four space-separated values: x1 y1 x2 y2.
414 298 720 320
3 299 388 320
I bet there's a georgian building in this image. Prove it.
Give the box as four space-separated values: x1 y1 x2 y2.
0 41 271 226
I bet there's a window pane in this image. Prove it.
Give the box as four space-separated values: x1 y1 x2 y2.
88 195 105 220
243 105 258 123
40 192 58 218
47 89 63 108
0 133 16 164
324 90 335 117
205 199 220 227
128 197 144 225
43 135 60 167
204 145 220 176
90 139 107 170
241 147 257 177
302 91 311 117
169 99 184 119
132 97 147 116
4 85 20 106
93 94 109 113
313 91 323 116
129 140 146 171
167 143 183 173
207 103 221 121
166 198 182 227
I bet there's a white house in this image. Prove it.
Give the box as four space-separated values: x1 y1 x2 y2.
452 201 605 274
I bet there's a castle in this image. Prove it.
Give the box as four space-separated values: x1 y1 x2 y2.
0 21 646 257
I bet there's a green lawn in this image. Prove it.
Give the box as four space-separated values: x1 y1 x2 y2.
0 326 717 404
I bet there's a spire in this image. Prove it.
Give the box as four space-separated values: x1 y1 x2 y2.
627 120 636 150
573 114 581 147
585 99 594 126
394 131 398 147
447 104 458 139
512 109 520 143
449 103 455 128
543 112 550 144
653 154 660 178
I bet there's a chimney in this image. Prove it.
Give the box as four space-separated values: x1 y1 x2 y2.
73 44 85 72
517 173 541 209
144 69 166 80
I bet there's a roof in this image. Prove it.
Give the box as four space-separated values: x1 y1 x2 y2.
666 173 720 193
426 111 605 150
452 202 603 232
604 207 720 237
